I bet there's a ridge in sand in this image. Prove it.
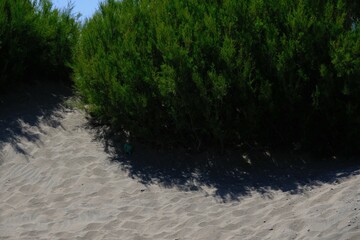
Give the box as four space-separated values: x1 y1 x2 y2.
1 84 360 240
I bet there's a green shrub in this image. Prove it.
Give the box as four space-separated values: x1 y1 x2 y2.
0 0 79 87
74 0 359 155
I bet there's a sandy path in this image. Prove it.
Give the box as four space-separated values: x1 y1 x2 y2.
0 89 360 240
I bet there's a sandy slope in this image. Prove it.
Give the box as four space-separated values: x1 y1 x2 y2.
0 88 360 240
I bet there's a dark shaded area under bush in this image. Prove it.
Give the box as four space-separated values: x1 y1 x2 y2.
0 82 72 159
1 84 359 202
90 124 360 201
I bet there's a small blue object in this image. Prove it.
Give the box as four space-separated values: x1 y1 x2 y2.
124 143 133 155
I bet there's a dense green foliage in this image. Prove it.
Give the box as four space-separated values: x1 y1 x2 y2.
74 0 359 154
0 0 79 87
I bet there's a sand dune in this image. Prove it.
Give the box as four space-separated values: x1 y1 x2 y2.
1 87 360 240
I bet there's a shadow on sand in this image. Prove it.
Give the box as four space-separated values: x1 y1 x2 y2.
91 124 360 202
1 84 359 202
0 82 72 159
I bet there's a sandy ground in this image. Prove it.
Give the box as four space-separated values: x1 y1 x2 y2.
1 85 360 240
